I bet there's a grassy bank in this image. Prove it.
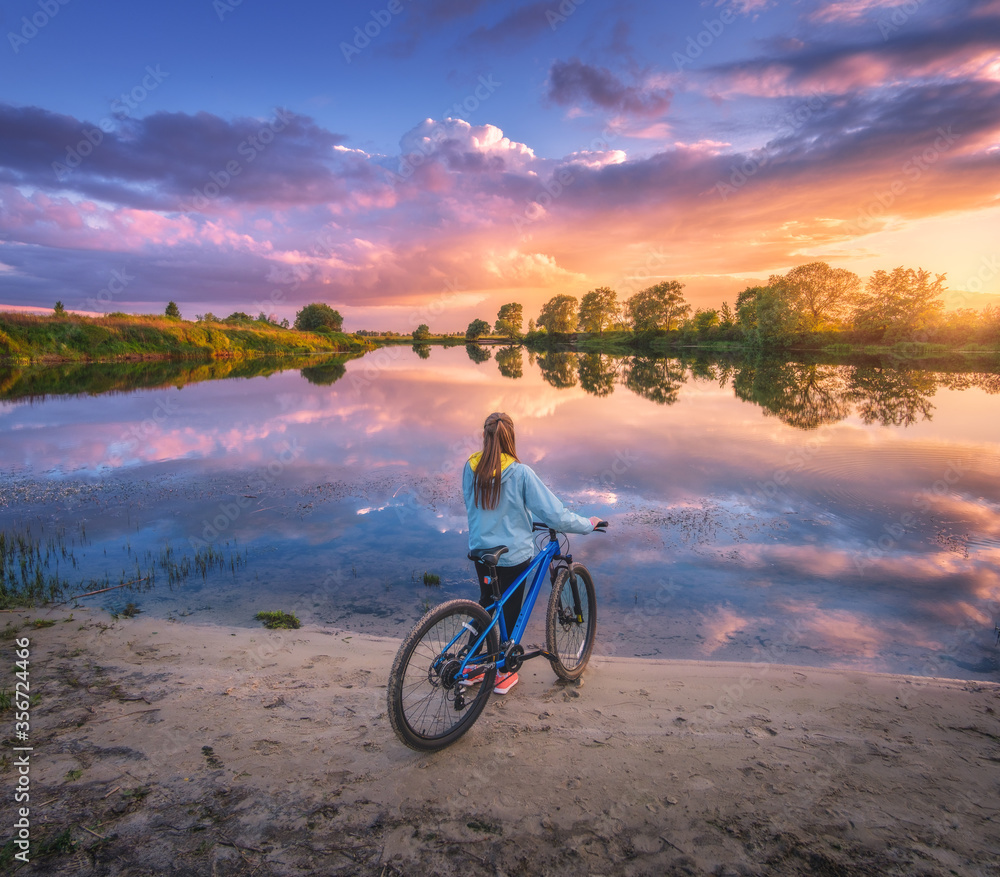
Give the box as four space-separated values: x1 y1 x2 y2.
0 312 373 364
0 353 358 401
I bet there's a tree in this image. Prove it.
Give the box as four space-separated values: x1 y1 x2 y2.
527 317 536 333
692 308 720 335
852 267 946 338
494 302 523 340
465 318 491 341
735 286 787 344
537 295 578 334
165 301 181 319
719 301 735 327
53 301 65 315
413 323 431 341
294 303 343 333
769 261 861 331
577 287 618 334
225 311 253 322
625 281 689 332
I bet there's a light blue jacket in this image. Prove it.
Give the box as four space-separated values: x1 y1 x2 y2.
463 454 593 566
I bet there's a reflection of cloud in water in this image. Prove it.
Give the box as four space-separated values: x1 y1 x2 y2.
3 347 1000 679
697 606 750 655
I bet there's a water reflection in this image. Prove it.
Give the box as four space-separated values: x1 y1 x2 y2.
2 346 999 679
465 343 491 364
536 350 577 388
495 346 523 380
733 361 852 429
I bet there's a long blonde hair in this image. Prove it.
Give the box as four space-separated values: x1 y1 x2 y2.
473 412 519 510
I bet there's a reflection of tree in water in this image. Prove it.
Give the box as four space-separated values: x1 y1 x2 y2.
412 343 431 359
688 353 720 382
623 357 686 405
937 371 1000 394
300 358 347 386
733 360 852 429
537 350 578 388
495 346 522 379
578 353 617 396
847 366 936 426
466 343 491 364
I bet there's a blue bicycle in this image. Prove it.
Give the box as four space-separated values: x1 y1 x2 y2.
387 521 607 750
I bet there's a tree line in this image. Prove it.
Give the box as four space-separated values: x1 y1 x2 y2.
449 345 1000 428
452 262 999 348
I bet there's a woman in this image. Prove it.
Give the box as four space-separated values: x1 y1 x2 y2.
463 411 600 695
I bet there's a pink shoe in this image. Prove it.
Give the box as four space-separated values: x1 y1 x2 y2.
493 672 519 695
459 670 486 687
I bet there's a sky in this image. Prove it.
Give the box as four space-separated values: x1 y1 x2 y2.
0 0 998 330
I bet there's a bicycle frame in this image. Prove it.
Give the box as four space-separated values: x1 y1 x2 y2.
439 534 565 681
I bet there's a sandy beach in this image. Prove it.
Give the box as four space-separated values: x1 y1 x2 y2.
5 607 1000 876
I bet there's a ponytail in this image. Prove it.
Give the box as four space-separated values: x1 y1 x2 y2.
473 412 519 510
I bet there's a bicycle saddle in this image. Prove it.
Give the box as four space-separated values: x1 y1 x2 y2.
468 545 508 566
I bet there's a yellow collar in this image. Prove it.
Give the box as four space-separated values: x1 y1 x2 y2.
468 451 516 474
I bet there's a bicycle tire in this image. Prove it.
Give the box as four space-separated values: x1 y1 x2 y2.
545 562 597 681
387 599 500 751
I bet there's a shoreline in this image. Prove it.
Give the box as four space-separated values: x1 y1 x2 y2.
6 608 999 875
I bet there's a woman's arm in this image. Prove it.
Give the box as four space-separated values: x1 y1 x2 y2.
520 465 595 534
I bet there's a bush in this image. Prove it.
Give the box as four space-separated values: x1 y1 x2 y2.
295 303 343 333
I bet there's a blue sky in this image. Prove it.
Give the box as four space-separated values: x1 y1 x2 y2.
1 0 998 328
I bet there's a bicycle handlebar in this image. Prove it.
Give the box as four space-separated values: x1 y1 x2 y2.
532 521 609 532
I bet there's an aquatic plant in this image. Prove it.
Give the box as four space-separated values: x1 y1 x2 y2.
255 610 300 629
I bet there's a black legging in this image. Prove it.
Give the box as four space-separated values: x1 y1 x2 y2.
475 557 532 641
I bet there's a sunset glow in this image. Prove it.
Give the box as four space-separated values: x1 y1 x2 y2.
1 0 998 328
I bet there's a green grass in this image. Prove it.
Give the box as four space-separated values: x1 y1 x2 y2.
254 610 301 629
0 312 373 364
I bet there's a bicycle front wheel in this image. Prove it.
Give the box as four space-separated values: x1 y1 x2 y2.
546 563 597 681
387 599 499 751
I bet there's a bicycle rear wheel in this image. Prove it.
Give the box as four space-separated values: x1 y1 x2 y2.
546 562 597 681
387 599 499 751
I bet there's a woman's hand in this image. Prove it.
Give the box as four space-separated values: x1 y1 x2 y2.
589 516 602 529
